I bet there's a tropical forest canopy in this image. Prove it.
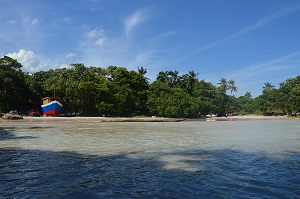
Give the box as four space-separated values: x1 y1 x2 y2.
1 56 300 117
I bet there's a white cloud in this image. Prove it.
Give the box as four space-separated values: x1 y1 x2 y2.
6 49 49 73
63 17 72 24
131 51 153 66
7 19 17 24
124 9 149 37
86 29 106 47
66 52 77 59
87 29 104 38
87 30 98 38
95 38 105 46
31 18 41 25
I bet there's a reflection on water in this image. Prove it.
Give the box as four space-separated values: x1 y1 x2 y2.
0 118 299 198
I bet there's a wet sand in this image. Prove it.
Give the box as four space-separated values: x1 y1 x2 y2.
209 114 295 121
17 114 298 122
20 116 185 122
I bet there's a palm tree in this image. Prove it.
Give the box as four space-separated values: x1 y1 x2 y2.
180 74 189 89
187 70 199 91
218 77 228 90
137 66 150 83
263 82 275 91
228 79 237 95
156 71 168 83
244 92 252 98
167 70 179 88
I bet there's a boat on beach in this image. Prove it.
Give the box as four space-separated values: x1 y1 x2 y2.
41 97 63 116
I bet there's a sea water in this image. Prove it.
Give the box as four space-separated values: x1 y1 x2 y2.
0 118 299 198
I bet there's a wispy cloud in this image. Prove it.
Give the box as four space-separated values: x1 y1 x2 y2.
226 51 300 96
189 3 300 56
153 31 180 40
6 19 17 24
124 9 149 38
224 3 300 42
0 32 22 46
65 53 77 59
31 18 41 25
230 51 300 79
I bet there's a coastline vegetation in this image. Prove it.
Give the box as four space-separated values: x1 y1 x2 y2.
1 55 300 118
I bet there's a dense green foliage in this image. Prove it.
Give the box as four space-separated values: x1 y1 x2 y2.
0 56 299 117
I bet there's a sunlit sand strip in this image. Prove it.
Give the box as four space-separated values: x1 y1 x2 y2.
22 116 185 122
202 114 295 121
127 153 204 172
21 115 298 123
159 155 203 172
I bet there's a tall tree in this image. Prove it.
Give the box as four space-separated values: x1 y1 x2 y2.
156 71 168 83
218 77 228 91
165 70 180 88
137 66 150 83
157 70 180 88
137 66 147 76
244 92 252 98
263 82 275 91
186 70 199 94
256 87 278 113
0 56 31 112
228 79 237 95
237 94 255 113
277 78 298 114
290 85 300 113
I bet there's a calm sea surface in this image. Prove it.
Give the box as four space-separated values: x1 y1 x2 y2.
0 118 299 198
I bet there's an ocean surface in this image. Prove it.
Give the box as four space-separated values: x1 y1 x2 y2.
0 118 299 198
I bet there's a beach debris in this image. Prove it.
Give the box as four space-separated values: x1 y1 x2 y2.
2 110 23 120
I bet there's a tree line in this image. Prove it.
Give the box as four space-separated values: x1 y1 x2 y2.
1 55 299 117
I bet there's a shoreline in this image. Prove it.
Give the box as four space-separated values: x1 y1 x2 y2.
198 114 298 121
19 116 186 122
12 114 299 122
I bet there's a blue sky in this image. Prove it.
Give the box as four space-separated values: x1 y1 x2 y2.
1 0 300 97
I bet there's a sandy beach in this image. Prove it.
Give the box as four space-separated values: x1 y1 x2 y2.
12 114 298 122
18 116 186 122
205 114 295 121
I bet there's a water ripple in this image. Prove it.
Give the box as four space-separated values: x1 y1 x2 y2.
0 119 300 198
0 148 299 198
